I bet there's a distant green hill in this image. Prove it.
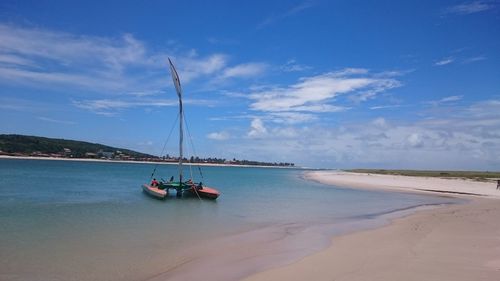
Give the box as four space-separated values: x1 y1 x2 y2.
0 134 155 159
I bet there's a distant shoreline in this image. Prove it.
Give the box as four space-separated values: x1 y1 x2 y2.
0 155 301 169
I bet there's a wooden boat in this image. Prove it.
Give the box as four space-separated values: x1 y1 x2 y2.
142 58 221 200
142 184 167 199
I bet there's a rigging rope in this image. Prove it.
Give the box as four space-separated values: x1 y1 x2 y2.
150 113 179 180
183 112 204 181
186 140 194 180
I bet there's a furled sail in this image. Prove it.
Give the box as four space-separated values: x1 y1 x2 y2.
168 58 184 185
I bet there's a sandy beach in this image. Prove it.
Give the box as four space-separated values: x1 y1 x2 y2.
305 170 500 198
245 170 500 281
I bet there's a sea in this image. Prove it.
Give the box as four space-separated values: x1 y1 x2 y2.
0 158 460 281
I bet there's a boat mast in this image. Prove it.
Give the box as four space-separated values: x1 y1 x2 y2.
168 58 183 186
178 85 183 184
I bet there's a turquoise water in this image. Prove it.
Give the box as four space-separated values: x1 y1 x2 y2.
0 159 458 281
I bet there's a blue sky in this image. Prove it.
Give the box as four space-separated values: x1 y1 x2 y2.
0 0 499 169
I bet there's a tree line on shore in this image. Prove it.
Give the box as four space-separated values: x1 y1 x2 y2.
0 134 294 167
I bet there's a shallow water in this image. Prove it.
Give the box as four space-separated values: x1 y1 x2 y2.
0 159 458 281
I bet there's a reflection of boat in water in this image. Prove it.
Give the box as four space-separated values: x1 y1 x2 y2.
142 58 220 200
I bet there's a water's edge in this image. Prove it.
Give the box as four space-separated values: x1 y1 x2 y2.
146 184 462 281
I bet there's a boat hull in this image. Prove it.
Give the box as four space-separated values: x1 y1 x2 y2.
187 185 220 199
142 184 167 199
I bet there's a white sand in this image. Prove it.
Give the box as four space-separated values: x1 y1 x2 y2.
304 170 500 198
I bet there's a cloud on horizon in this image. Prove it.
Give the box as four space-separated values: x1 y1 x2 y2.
215 99 500 170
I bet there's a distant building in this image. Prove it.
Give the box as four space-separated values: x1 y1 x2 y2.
85 152 97 158
62 148 72 157
97 149 114 159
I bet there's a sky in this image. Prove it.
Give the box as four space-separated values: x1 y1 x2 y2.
0 0 499 170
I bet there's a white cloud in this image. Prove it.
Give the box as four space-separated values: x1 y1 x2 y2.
426 95 464 106
270 127 300 138
0 24 165 92
269 112 317 124
219 62 267 79
207 131 230 141
445 1 493 15
0 24 267 116
249 69 400 113
233 69 401 126
370 105 401 110
37 116 76 125
463 56 487 64
248 118 267 137
0 54 36 67
126 90 165 97
0 24 148 71
73 99 176 111
439 95 463 103
289 104 350 113
72 97 214 115
175 54 228 82
0 66 125 90
280 59 311 72
435 54 488 66
0 22 234 92
434 57 455 66
372 117 388 128
406 133 423 147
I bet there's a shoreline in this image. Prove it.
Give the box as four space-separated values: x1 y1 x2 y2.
0 155 300 169
146 201 456 281
244 171 500 281
147 171 466 281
